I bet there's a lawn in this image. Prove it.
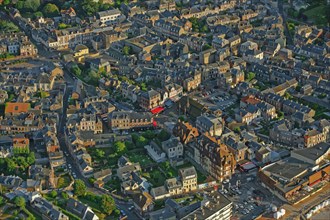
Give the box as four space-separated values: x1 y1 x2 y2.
104 177 121 192
303 5 328 25
128 153 154 167
142 169 166 187
57 174 72 189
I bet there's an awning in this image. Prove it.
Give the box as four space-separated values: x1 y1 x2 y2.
151 106 164 114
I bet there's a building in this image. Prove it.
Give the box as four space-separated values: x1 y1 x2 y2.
187 134 236 181
181 190 232 220
139 89 161 110
109 111 153 131
179 167 197 193
183 72 201 92
196 114 223 137
161 137 184 160
173 120 199 145
5 102 30 115
132 192 154 218
258 155 329 201
66 198 99 220
97 9 121 24
12 135 30 154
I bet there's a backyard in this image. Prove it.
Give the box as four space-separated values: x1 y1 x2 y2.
142 169 167 187
127 153 154 167
303 5 328 26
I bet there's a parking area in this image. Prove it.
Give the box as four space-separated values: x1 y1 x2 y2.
192 90 238 111
219 171 284 219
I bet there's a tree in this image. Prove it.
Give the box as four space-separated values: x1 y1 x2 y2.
23 0 40 12
101 195 116 215
136 136 148 148
95 149 105 158
61 192 69 200
142 130 156 139
71 65 82 76
122 46 131 56
42 3 59 17
247 72 255 81
202 44 212 51
73 180 86 196
14 196 25 208
27 152 35 165
113 141 126 154
157 130 171 142
0 196 4 206
6 158 16 172
49 190 57 198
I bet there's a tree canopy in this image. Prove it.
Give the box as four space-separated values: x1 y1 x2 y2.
73 179 86 196
101 195 116 215
42 3 59 17
14 196 26 208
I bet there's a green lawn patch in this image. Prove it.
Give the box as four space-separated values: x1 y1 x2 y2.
303 5 328 25
128 153 154 167
57 174 72 189
142 169 166 187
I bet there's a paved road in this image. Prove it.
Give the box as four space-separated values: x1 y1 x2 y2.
278 0 293 45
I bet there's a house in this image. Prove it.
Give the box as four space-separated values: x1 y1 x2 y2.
109 111 153 131
87 58 111 73
0 90 8 103
74 44 89 62
97 9 121 24
145 142 166 163
12 135 30 154
173 120 199 145
165 178 183 196
139 89 161 110
187 134 236 181
183 72 201 92
196 114 223 137
150 186 170 200
132 192 154 218
5 102 30 115
66 198 99 220
179 167 197 193
117 162 142 181
32 197 69 220
93 169 112 182
161 137 184 160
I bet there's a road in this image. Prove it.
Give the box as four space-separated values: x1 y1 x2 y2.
278 0 293 45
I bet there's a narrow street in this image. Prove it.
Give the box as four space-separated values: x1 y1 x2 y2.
278 0 293 45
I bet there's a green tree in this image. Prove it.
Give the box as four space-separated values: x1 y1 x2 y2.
33 11 43 18
202 44 212 51
113 141 126 153
0 196 4 205
42 3 59 17
142 130 156 139
73 179 86 196
122 46 131 56
27 152 35 165
3 0 11 5
95 149 105 158
157 130 171 142
71 65 82 76
61 192 69 200
101 195 116 215
247 72 256 81
49 190 57 198
136 136 148 148
23 0 40 12
57 177 65 188
6 158 16 172
14 196 25 208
